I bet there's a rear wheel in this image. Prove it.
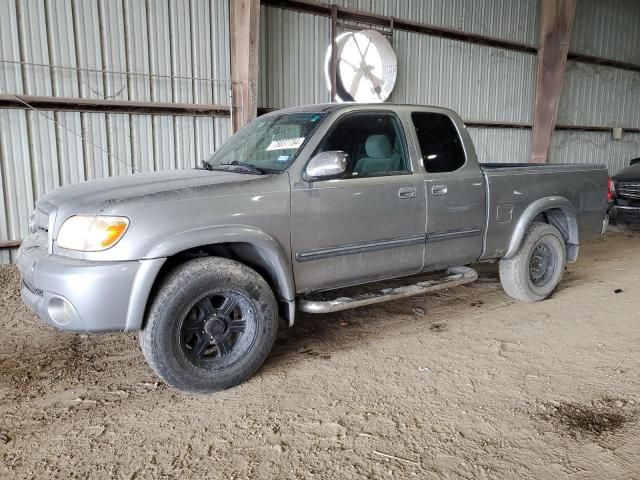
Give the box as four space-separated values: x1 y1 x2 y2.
139 257 278 393
499 223 566 302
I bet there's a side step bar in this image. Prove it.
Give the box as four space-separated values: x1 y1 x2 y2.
298 266 478 314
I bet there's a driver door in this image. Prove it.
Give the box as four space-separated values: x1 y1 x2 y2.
290 111 426 293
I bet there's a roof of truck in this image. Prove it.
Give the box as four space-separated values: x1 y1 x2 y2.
268 103 457 116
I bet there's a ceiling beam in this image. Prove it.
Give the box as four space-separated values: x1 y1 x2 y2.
230 0 261 132
531 0 576 163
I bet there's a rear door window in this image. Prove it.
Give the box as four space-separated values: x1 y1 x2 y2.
411 112 466 173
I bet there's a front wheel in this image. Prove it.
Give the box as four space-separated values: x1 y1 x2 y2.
139 257 279 394
499 223 566 302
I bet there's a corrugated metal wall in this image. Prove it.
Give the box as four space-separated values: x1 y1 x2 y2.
317 0 539 46
260 1 640 176
258 2 537 167
259 6 331 108
467 128 532 164
550 131 640 173
558 62 640 129
553 0 640 175
391 30 536 124
0 0 231 263
2 0 640 263
571 0 640 66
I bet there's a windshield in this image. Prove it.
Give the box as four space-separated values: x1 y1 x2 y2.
206 112 327 173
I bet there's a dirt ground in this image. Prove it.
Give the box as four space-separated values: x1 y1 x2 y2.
1 231 639 479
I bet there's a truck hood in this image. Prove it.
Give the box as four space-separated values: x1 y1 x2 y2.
43 169 263 212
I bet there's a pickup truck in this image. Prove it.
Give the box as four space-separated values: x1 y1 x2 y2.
16 104 609 393
609 157 640 224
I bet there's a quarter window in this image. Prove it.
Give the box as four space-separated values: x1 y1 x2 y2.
411 112 466 173
314 112 410 178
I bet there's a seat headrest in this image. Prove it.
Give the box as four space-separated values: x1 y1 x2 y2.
365 135 392 159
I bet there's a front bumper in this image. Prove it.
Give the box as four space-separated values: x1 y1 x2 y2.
608 205 640 223
16 234 164 333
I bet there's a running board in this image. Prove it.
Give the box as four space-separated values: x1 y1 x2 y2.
298 266 478 314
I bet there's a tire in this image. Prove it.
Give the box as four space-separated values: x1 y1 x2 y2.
499 222 566 302
139 257 278 394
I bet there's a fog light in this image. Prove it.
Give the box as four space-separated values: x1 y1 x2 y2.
47 296 79 326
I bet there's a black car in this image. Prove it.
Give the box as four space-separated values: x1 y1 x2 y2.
609 158 640 224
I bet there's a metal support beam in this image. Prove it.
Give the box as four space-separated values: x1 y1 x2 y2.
531 0 576 163
230 0 261 132
0 94 231 117
262 0 538 54
0 240 22 250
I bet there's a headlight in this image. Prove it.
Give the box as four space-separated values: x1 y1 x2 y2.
57 215 130 251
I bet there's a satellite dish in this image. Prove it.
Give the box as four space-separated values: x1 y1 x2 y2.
325 30 397 103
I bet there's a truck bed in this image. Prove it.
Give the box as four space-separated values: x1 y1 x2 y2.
479 163 608 261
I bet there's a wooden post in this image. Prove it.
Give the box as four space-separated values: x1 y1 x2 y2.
531 0 576 163
230 0 260 132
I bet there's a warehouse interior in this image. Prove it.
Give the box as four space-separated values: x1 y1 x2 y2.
1 1 640 478
1 0 639 261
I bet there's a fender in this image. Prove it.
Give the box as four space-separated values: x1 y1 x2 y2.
124 225 296 331
504 196 579 260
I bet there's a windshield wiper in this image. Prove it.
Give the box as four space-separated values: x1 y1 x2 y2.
221 161 265 174
203 160 280 174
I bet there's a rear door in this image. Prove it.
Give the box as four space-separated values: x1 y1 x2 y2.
410 111 486 270
290 111 426 293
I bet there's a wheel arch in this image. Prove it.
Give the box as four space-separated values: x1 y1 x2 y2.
126 226 296 331
504 197 579 262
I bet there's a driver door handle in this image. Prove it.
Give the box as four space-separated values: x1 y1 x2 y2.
398 187 417 199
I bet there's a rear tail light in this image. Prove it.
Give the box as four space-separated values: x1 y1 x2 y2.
607 178 615 202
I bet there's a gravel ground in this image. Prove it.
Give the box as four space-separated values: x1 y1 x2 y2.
1 231 639 479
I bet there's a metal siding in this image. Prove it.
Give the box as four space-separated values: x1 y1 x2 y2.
467 127 532 164
259 7 331 108
258 9 535 123
55 111 86 185
147 0 173 103
72 0 105 100
317 0 539 46
549 131 640 176
123 0 152 102
0 109 33 246
26 109 60 198
108 113 133 177
16 0 52 96
169 0 194 104
129 115 155 173
571 0 640 65
557 61 640 129
0 0 23 94
392 31 536 123
0 1 231 262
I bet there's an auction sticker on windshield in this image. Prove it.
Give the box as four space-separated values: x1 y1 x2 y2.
266 137 305 151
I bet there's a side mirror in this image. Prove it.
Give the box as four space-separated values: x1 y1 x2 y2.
630 158 640 166
305 151 348 180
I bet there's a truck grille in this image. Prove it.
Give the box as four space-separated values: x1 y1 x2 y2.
616 182 640 200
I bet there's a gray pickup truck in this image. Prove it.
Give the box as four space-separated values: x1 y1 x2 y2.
17 104 609 393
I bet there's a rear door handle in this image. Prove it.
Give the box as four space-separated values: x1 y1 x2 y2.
398 187 417 199
431 185 448 195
